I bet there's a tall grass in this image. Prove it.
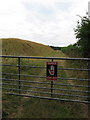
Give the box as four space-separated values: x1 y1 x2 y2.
61 44 88 102
2 38 89 118
2 57 88 118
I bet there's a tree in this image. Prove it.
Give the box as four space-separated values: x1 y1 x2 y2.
74 16 90 58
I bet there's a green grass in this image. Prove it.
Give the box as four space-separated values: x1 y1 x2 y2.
1 38 89 119
2 94 88 118
2 59 88 118
61 45 88 102
61 44 83 58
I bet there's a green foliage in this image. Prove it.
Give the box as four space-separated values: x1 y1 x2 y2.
61 44 82 57
74 16 90 58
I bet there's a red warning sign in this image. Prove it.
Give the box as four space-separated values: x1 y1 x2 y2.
46 62 58 80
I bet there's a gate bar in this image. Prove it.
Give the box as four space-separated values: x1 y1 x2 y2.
1 73 90 81
7 93 90 104
2 83 89 93
2 78 90 88
1 55 90 61
2 87 88 98
1 64 90 71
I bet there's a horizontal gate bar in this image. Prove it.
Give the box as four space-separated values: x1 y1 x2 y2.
59 68 90 71
1 64 90 71
1 64 45 68
2 87 88 98
1 73 90 81
2 83 89 93
1 55 90 61
5 92 90 104
60 77 90 81
2 78 90 88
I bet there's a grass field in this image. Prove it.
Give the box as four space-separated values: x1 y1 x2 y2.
1 38 89 119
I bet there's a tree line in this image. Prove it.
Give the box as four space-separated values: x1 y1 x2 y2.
74 16 90 58
50 16 90 58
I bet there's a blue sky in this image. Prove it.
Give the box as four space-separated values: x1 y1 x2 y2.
0 0 89 46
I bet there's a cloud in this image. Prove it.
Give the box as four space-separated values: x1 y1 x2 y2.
0 0 89 46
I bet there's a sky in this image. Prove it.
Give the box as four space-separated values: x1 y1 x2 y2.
0 0 89 47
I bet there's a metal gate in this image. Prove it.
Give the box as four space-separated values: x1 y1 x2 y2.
1 55 90 104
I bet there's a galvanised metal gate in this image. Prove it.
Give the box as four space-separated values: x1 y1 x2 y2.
1 55 90 104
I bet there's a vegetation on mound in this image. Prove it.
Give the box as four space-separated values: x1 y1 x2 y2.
1 38 66 57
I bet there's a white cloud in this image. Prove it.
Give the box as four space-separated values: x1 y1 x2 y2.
0 0 89 46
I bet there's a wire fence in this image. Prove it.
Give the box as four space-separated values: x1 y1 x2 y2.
0 55 90 104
